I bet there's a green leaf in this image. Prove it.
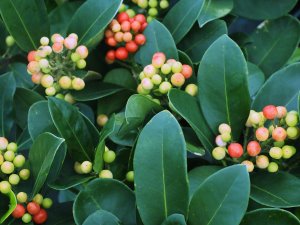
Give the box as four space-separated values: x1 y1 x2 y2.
252 63 300 111
183 128 205 156
168 89 214 154
246 15 300 77
0 0 49 51
161 214 187 225
197 0 233 27
83 210 121 225
163 0 205 44
0 191 17 224
178 20 227 64
73 179 136 225
250 171 300 208
29 132 66 197
247 62 265 98
48 97 96 161
104 68 137 90
134 111 189 225
188 166 221 199
198 35 250 140
49 1 83 36
28 101 59 140
240 208 300 225
0 73 16 137
9 63 33 89
232 0 298 20
135 20 178 66
68 0 122 48
188 165 250 225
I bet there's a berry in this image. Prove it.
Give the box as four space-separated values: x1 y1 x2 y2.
7 142 17 152
131 21 141 33
111 23 121 33
105 29 114 38
19 169 30 180
59 76 72 89
9 174 20 185
137 84 150 95
218 123 231 134
103 151 116 163
148 7 158 17
255 127 269 141
71 52 81 62
64 93 76 104
1 161 14 174
152 52 166 68
72 78 85 90
40 37 49 46
287 127 300 139
13 155 26 167
247 141 261 156
215 135 226 147
117 12 130 23
134 34 146 45
126 9 136 18
27 61 40 74
33 194 44 205
97 114 108 127
138 0 148 8
272 127 287 141
256 155 269 169
69 33 78 40
0 181 11 194
22 213 32 224
41 75 54 88
276 106 287 118
81 161 92 174
151 74 162 85
143 65 156 77
285 112 299 127
262 105 277 120
212 147 226 160
171 73 185 87
159 81 172 94
282 145 296 159
27 202 40 215
160 0 169 9
76 46 89 59
45 87 56 96
141 78 154 90
181 65 193 79
27 51 36 62
185 84 198 96
126 171 134 182
52 42 63 53
76 59 87 69
228 143 243 158
171 61 183 73
221 132 231 142
121 21 131 32
123 32 133 42
0 137 8 150
0 154 3 165
125 41 138 53
51 33 64 43
106 50 116 61
42 198 53 209
4 150 15 161
114 32 124 42
33 209 48 224
115 47 128 60
274 141 285 148
64 37 77 50
249 110 262 125
149 0 158 7
268 162 279 173
99 170 113 178
6 36 15 47
31 73 43 84
17 192 28 203
12 204 26 219
241 160 254 172
269 147 282 159
134 14 146 24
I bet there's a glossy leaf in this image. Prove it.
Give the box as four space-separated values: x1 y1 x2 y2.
250 171 300 208
188 165 250 225
134 111 189 225
252 63 300 111
0 0 49 51
168 89 214 154
163 0 204 43
135 20 178 66
29 132 66 197
198 0 233 27
68 0 122 48
178 20 227 64
9 63 33 88
0 191 17 224
161 214 187 225
104 68 136 90
246 15 300 77
198 35 250 140
48 97 96 161
73 179 136 225
183 128 205 156
232 0 297 20
83 210 121 225
240 208 300 225
247 62 265 98
0 73 16 137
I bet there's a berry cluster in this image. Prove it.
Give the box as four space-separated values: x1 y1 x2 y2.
0 137 30 194
212 105 299 173
131 0 169 22
27 33 88 97
105 12 147 63
137 52 197 101
12 193 52 224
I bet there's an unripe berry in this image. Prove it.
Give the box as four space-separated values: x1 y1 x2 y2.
221 132 231 142
282 145 296 159
27 61 40 74
76 59 87 69
31 73 43 84
27 202 40 215
52 42 63 53
161 63 172 74
126 171 134 182
241 160 254 172
269 147 282 159
4 150 14 161
256 155 269 169
7 142 17 152
151 74 162 85
51 33 64 43
0 137 8 150
268 162 279 173
111 23 121 32
249 110 262 125
0 181 11 194
126 9 135 18
137 84 150 95
40 37 49 46
139 72 145 80
228 143 243 158
76 45 89 59
160 0 169 9
59 76 72 89
276 106 287 118
42 198 53 209
143 65 156 77
64 93 76 104
45 87 56 96
149 0 158 7
17 192 28 203
171 61 183 73
22 213 32 224
9 174 20 185
287 127 300 139
68 33 78 40
55 93 65 100
19 169 30 180
274 141 285 148
171 73 185 87
262 105 277 120
215 135 226 147
74 161 83 174
41 75 54 88
285 112 299 127
97 114 108 127
1 161 14 174
72 78 85 91
64 37 77 50
81 161 92 174
185 84 198 96
181 65 193 79
114 32 124 42
247 141 261 157
6 36 15 47
71 52 81 62
212 147 226 160
12 204 25 219
141 78 154 90
0 155 3 165
13 155 26 167
272 127 287 141
148 7 158 17
103 150 116 163
137 0 148 8
218 123 231 134
33 194 43 205
152 52 166 68
99 170 113 178
255 127 269 141
159 81 172 94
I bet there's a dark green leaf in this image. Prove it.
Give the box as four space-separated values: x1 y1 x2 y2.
247 62 265 98
104 68 137 90
9 63 33 89
83 210 121 225
183 128 205 156
161 214 187 225
0 191 16 224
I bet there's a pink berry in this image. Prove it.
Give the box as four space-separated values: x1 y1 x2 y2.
68 33 78 40
181 64 193 79
276 106 287 119
152 52 166 69
64 37 77 50
215 135 226 147
262 105 278 120
272 127 287 142
143 65 156 77
31 73 43 84
255 127 269 141
27 61 40 74
76 46 88 59
27 51 36 62
52 42 63 53
51 33 64 43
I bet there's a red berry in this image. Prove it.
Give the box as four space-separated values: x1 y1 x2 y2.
181 64 193 79
272 127 287 141
121 21 131 32
33 209 48 224
27 202 41 215
117 12 130 23
134 34 146 45
262 105 278 120
106 50 115 61
115 47 128 60
134 14 146 24
12 204 25 219
228 143 243 158
141 22 148 32
106 37 117 47
247 141 261 156
131 21 141 32
27 51 36 62
105 29 114 38
256 127 269 141
125 41 138 53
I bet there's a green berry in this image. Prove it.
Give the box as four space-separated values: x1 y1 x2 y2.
148 7 158 17
212 147 226 160
45 87 56 96
171 62 183 73
160 0 169 9
147 16 154 23
119 4 127 12
81 161 92 174
0 154 3 165
71 53 81 62
17 192 28 203
99 170 113 178
1 161 14 174
159 81 172 94
22 213 32 223
268 162 279 173
7 142 18 152
9 174 20 185
0 181 11 194
13 155 26 168
285 112 299 127
269 147 282 159
5 36 15 47
221 132 231 142
185 84 198 96
42 198 53 209
149 0 158 7
76 59 86 69
19 169 30 180
103 151 116 164
138 0 148 8
282 145 296 159
55 93 65 99
74 162 83 174
126 9 136 18
161 64 171 74
126 171 134 182
33 193 43 205
4 150 15 161
287 127 299 140
151 74 162 85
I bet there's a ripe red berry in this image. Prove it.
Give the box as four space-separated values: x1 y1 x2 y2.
141 22 148 32
134 34 146 45
27 202 41 215
272 127 287 142
247 141 261 156
12 204 26 219
134 14 146 24
228 143 243 158
117 12 130 23
131 21 141 32
115 47 128 60
106 50 115 61
181 64 193 79
262 105 278 120
33 209 48 224
125 41 138 53
27 51 36 62
106 37 117 47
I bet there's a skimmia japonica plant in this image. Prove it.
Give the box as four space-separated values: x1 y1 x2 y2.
0 0 300 224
